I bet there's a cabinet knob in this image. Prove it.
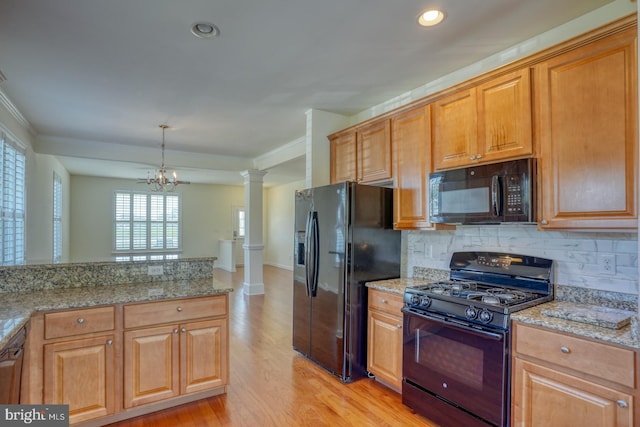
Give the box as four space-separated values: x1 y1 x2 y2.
177 307 183 312
617 400 628 408
470 155 476 160
381 299 387 304
541 219 548 225
106 339 113 346
181 327 187 333
173 328 179 334
396 324 402 329
476 154 482 159
77 318 85 324
560 346 571 354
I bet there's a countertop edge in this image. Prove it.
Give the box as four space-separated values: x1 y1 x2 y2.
0 277 233 348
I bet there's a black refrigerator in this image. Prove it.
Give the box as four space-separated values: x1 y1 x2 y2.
292 182 401 382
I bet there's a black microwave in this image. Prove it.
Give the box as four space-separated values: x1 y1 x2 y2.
429 158 535 224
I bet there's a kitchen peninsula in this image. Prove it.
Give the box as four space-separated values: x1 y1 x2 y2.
0 258 232 426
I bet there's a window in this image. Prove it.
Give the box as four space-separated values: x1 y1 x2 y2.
0 131 25 265
233 206 245 239
114 191 181 254
53 172 62 263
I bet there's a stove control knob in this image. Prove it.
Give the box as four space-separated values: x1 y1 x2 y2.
419 296 432 308
465 306 478 319
410 295 421 306
479 309 493 323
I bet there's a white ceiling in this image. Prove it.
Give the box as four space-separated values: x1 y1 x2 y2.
0 0 618 186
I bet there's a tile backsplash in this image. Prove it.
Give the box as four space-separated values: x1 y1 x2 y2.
403 225 638 296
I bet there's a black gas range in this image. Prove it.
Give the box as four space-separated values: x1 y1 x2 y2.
404 251 554 329
402 251 554 427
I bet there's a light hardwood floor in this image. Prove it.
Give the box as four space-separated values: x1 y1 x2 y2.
110 266 436 426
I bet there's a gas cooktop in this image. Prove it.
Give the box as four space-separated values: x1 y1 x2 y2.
403 252 554 329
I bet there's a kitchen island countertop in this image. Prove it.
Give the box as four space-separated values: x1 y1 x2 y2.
0 277 233 348
366 278 640 350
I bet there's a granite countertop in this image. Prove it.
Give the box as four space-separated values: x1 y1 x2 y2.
0 277 233 349
367 278 640 350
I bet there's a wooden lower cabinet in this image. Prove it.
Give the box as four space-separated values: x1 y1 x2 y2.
513 358 633 427
23 294 229 426
367 289 403 391
124 318 228 408
512 322 637 427
44 335 116 424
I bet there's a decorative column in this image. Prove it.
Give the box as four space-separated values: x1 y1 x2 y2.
241 169 267 295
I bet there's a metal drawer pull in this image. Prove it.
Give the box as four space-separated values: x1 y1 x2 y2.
181 327 187 333
106 339 113 346
617 400 628 408
560 346 570 354
173 328 179 334
77 318 85 324
177 307 183 312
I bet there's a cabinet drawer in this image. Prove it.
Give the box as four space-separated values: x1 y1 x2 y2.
45 306 115 340
124 295 227 329
368 289 404 317
514 323 636 388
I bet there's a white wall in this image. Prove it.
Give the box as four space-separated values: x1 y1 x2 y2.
264 179 306 270
69 175 244 262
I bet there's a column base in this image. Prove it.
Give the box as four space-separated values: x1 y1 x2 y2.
242 282 265 295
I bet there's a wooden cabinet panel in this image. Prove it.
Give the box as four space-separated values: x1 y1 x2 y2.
392 105 432 229
330 131 357 183
43 335 116 424
357 119 392 183
367 289 403 391
515 323 635 388
433 69 533 171
433 88 478 170
0 326 25 404
45 306 115 339
477 68 532 163
536 28 637 229
513 358 634 427
124 325 179 408
181 318 228 394
124 295 227 329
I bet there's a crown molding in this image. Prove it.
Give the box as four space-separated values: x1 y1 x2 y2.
0 88 36 136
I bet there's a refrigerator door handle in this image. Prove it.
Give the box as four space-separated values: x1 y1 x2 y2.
304 211 319 297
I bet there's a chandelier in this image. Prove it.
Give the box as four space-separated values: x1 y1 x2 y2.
141 124 190 192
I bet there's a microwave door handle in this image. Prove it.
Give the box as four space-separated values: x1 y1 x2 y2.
491 175 501 217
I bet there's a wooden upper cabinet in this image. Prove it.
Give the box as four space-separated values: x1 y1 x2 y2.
536 27 638 229
392 105 432 229
433 88 478 170
329 131 357 184
356 119 393 183
477 68 533 163
433 68 533 170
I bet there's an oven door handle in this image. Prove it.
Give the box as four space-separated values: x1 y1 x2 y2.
403 308 505 341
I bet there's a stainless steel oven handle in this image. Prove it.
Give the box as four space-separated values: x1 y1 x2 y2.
403 308 505 341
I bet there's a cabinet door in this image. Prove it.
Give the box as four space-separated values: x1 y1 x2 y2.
477 68 533 163
330 131 357 183
43 335 115 424
536 28 637 229
512 358 633 427
180 319 228 394
357 119 392 183
392 105 432 229
433 88 478 170
367 310 403 390
124 325 179 408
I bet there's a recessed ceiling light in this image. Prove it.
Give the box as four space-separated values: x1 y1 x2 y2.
191 22 220 39
418 9 445 27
